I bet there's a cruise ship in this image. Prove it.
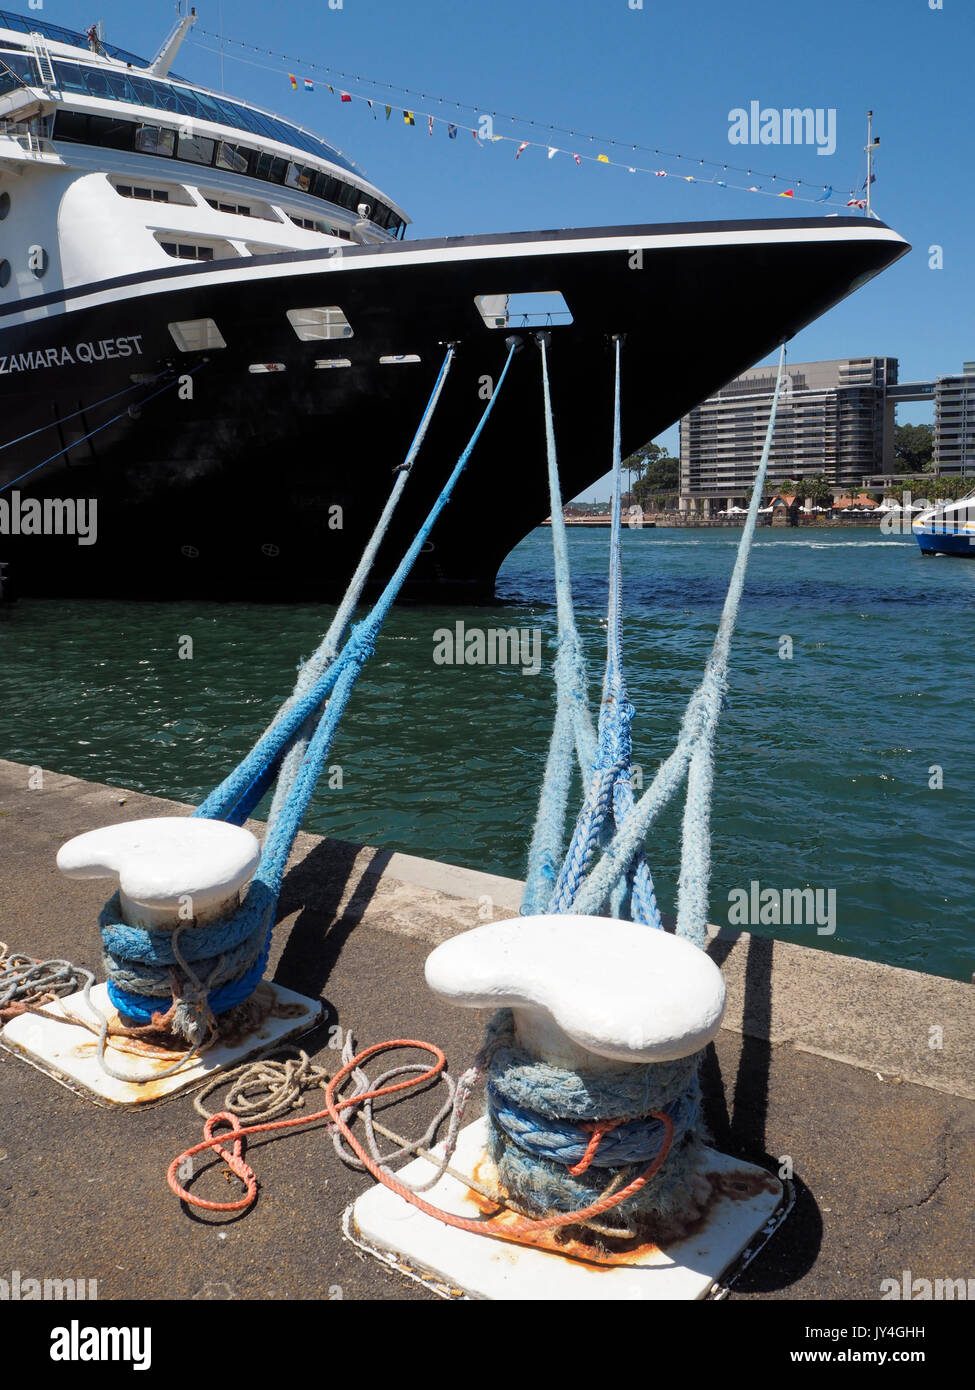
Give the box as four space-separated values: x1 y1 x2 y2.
0 9 910 600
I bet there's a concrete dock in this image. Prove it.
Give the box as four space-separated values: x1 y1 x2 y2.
1 757 973 1302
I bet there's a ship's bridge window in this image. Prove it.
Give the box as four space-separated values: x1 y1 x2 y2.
50 56 360 174
134 124 176 157
286 164 316 193
177 133 216 167
287 306 353 342
215 141 250 176
0 51 38 93
49 107 407 236
168 318 227 352
255 151 290 186
475 291 573 329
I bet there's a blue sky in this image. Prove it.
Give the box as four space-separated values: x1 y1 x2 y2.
45 0 970 490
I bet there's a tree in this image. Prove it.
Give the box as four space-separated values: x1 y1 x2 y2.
632 462 679 509
893 423 933 474
625 442 679 509
785 473 833 507
885 474 972 503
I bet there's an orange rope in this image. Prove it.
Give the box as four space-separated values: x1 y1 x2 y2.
167 1039 675 1245
567 1118 623 1176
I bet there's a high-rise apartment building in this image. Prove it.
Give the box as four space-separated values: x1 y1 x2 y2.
680 357 896 505
933 362 975 475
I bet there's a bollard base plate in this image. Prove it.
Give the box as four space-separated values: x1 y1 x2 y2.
350 1117 786 1300
0 981 322 1107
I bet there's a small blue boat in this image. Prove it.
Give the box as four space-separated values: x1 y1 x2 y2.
913 493 975 556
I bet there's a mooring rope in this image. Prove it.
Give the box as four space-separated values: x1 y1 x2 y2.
0 366 209 494
566 342 788 937
494 339 788 1233
547 337 660 924
102 344 517 1042
163 340 787 1248
520 338 597 917
229 343 456 831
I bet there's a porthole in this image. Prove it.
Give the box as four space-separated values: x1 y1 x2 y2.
0 260 10 288
0 192 10 220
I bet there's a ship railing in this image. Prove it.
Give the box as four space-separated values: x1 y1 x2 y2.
0 121 57 157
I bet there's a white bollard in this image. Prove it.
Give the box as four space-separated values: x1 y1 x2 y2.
0 817 322 1105
424 914 727 1067
56 817 261 929
352 915 788 1299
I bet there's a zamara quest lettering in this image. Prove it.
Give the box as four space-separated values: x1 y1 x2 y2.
0 335 144 375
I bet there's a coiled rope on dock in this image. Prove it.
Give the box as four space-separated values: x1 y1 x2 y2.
0 941 93 1023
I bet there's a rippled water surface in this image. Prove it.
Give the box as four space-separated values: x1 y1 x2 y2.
1 527 972 980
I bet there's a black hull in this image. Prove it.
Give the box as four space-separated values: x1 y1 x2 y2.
0 218 908 601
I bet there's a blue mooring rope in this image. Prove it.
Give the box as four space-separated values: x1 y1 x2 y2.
500 339 789 1233
103 344 519 1039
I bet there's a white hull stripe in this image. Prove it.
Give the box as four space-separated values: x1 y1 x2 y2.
3 222 907 328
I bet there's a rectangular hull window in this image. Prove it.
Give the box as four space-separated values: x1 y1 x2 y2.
474 291 573 329
287 307 353 342
168 319 228 352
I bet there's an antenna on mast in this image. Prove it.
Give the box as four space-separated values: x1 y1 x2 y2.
864 110 880 218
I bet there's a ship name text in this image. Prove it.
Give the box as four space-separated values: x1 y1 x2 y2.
0 335 145 375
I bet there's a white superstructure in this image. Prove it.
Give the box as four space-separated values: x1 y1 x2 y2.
0 8 408 311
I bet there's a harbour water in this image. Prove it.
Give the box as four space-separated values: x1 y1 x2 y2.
1 527 971 981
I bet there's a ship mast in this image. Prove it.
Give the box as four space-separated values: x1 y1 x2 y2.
864 110 880 218
148 5 198 78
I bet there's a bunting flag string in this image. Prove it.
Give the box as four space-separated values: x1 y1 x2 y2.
190 34 872 211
